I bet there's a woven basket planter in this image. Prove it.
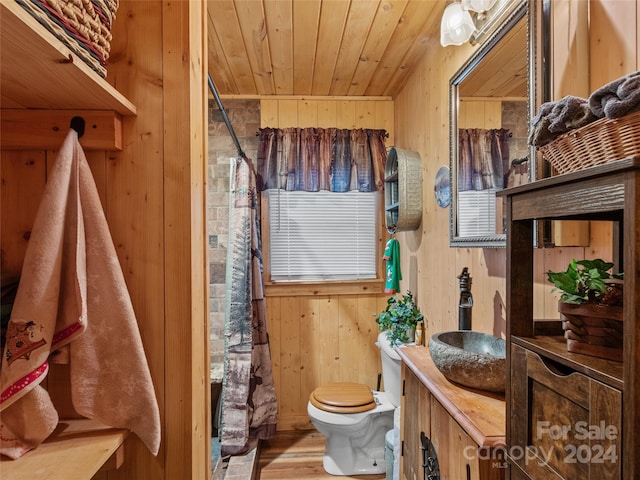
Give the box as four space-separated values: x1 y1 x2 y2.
16 0 119 78
559 301 623 362
539 109 640 175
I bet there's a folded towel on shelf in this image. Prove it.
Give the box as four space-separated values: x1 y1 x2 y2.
589 71 640 118
0 129 160 459
528 96 596 147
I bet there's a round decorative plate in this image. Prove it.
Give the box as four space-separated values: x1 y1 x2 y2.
434 166 451 208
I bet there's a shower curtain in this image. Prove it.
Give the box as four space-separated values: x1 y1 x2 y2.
220 157 277 455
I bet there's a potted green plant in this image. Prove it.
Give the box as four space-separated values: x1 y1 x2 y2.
376 291 424 347
547 259 624 361
547 258 623 305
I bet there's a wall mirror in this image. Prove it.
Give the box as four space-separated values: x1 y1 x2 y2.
449 0 540 248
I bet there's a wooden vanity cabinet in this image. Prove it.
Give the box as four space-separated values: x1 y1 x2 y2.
500 158 640 479
398 346 506 480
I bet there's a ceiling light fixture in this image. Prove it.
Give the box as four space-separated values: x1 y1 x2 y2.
440 2 476 47
440 0 499 47
461 0 499 16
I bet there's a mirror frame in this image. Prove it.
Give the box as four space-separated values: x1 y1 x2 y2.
449 0 540 248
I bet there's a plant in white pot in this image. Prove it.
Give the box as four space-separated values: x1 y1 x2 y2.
547 259 624 361
376 291 424 347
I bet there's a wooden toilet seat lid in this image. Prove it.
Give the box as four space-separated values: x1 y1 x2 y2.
309 382 376 413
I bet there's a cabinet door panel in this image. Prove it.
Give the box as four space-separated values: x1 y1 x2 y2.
509 344 621 479
400 366 430 480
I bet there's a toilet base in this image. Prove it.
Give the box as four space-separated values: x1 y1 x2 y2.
323 446 387 476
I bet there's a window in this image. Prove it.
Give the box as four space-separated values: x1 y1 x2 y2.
263 189 380 282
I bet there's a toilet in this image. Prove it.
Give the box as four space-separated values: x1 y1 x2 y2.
307 331 402 476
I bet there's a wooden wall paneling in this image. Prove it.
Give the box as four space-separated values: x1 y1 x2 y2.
1 110 123 151
587 0 638 263
355 101 375 127
317 100 338 127
550 0 590 248
347 0 407 97
298 99 319 127
589 0 637 88
329 1 377 96
107 2 166 477
278 99 299 127
292 0 321 95
263 0 294 96
375 100 394 145
106 0 208 477
337 295 360 384
312 1 350 96
278 295 302 427
0 151 45 277
318 296 341 387
260 99 278 128
336 101 357 129
299 296 320 408
233 0 274 95
356 295 384 387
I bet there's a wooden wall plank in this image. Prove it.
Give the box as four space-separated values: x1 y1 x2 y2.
317 100 337 127
298 99 318 127
1 110 123 151
234 0 274 94
348 0 408 96
336 101 356 129
277 99 299 127
0 151 45 277
312 1 350 95
263 0 294 95
292 0 321 94
261 98 279 128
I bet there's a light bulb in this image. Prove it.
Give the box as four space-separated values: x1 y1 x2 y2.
440 3 476 47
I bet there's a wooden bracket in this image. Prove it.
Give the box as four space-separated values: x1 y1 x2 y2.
1 109 123 150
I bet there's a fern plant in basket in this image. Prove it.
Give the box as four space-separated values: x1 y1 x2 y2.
547 259 624 361
376 291 424 347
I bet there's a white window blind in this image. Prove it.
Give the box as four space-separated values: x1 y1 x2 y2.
264 189 379 282
457 188 497 236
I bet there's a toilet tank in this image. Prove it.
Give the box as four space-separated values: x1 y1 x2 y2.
376 332 402 407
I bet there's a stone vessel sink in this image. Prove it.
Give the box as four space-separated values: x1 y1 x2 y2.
428 331 506 393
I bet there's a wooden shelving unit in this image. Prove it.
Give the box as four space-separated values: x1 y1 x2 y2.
1 1 137 475
500 158 640 479
0 419 129 479
0 1 135 115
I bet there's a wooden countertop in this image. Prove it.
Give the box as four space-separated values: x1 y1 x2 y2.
0 418 129 479
398 345 506 448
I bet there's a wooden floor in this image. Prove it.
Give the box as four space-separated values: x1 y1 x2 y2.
257 430 386 480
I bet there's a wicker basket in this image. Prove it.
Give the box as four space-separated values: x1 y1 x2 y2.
539 109 640 174
16 0 119 78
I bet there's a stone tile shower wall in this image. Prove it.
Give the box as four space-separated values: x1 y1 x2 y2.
502 101 529 162
208 98 260 382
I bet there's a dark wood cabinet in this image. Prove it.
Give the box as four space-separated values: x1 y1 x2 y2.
398 346 506 480
500 158 640 479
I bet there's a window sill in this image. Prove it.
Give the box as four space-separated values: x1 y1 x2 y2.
264 279 385 297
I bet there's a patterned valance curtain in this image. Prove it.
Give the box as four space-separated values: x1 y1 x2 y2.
256 128 388 192
458 128 511 191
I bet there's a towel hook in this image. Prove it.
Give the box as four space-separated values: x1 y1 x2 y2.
70 116 85 138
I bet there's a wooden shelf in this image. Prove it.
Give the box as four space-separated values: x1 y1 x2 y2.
511 335 623 391
0 1 136 116
0 418 129 479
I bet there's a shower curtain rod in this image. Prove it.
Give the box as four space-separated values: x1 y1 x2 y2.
207 74 247 160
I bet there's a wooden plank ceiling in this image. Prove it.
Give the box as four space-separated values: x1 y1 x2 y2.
207 0 443 97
